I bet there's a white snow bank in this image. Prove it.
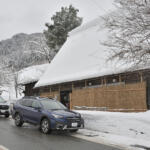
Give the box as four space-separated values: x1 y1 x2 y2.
18 64 48 85
75 110 150 150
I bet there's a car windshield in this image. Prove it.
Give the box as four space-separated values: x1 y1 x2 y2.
40 100 67 110
0 96 6 103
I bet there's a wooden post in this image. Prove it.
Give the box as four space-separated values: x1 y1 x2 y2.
58 85 61 101
69 93 72 110
59 85 61 92
101 78 104 85
85 80 87 87
72 82 74 91
50 87 51 93
140 72 143 83
104 77 107 85
119 75 122 82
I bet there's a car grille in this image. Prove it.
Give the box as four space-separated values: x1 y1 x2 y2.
0 105 9 110
66 117 81 127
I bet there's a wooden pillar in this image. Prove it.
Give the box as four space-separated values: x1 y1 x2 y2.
85 80 87 87
59 85 61 92
140 72 143 83
58 85 61 101
72 82 74 91
104 77 107 85
101 78 104 85
119 75 122 82
69 93 72 110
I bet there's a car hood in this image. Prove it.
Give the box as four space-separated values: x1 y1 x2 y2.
0 101 9 106
49 109 80 117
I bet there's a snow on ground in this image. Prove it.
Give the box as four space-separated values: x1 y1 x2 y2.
74 110 150 150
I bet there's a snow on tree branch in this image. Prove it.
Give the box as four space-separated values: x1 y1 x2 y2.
103 0 150 66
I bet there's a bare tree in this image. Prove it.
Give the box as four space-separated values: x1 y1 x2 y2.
28 36 56 63
103 0 150 66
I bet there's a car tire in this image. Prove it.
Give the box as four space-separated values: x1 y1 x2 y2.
40 118 51 134
70 129 78 133
5 114 9 118
14 113 23 127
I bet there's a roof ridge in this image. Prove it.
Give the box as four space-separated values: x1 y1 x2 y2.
69 17 103 37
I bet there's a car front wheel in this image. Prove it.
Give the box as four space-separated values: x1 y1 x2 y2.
15 113 23 127
5 114 9 118
40 118 51 134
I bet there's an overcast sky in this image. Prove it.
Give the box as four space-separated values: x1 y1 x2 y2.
0 0 114 41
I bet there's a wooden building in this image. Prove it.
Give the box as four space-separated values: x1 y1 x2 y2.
31 18 150 112
33 69 150 112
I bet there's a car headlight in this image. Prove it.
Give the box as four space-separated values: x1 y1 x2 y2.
52 114 64 119
76 113 81 117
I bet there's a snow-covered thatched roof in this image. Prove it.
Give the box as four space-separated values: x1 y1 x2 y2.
35 17 135 88
18 64 49 85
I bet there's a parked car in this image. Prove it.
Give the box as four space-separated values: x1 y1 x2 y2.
0 96 10 118
12 96 84 134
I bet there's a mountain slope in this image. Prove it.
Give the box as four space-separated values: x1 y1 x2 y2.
0 33 49 70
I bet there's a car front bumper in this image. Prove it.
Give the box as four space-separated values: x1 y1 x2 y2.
0 110 9 115
51 117 84 130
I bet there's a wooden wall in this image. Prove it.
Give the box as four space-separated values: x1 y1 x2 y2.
24 82 36 96
70 82 147 112
40 91 60 101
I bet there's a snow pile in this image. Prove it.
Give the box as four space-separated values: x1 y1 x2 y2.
18 64 48 85
75 110 150 150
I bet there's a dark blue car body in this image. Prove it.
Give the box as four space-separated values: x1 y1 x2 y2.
12 97 84 133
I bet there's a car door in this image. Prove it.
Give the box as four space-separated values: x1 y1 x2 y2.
30 100 42 124
21 100 34 123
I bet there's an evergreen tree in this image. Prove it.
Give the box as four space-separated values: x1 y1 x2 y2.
44 5 82 53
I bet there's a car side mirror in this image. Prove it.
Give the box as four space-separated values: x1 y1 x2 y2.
34 106 41 111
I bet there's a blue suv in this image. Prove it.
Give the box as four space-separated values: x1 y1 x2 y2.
12 97 84 134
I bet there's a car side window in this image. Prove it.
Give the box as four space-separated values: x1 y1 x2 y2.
22 100 33 107
32 101 40 108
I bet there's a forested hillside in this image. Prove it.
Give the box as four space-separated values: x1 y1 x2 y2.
0 33 50 71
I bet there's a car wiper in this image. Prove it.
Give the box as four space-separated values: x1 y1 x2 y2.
47 109 58 111
52 109 60 110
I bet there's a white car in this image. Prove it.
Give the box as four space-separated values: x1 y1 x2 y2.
0 96 10 118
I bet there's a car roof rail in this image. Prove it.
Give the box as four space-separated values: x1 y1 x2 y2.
22 96 52 100
23 96 39 99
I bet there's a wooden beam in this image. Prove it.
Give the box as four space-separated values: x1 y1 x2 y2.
85 80 87 87
119 75 122 82
59 85 61 92
69 93 72 110
101 78 104 85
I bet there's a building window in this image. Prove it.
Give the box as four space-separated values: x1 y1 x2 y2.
74 81 85 89
51 85 59 92
86 78 101 87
